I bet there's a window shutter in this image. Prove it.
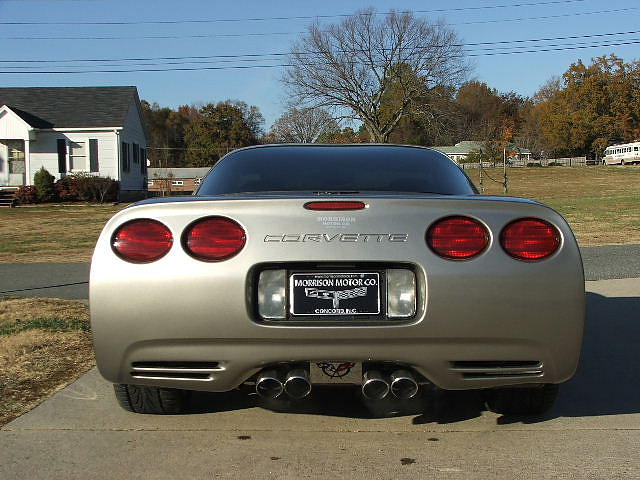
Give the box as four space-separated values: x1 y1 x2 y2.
121 142 130 172
57 139 67 174
89 139 99 172
140 148 146 174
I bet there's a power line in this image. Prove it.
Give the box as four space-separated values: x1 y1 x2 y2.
457 7 638 25
1 7 636 41
1 29 639 65
0 281 87 295
2 38 639 74
0 1 589 25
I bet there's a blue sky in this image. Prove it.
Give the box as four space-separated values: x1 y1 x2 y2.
1 0 638 129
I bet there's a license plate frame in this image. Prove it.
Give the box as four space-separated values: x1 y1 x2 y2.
289 272 380 316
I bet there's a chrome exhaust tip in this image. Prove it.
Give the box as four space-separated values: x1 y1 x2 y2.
284 368 312 399
362 370 390 400
256 369 284 399
390 369 419 399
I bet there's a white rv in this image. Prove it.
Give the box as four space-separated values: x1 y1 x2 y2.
602 142 640 165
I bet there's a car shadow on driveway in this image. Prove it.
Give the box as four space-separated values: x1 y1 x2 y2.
187 292 640 424
497 292 640 425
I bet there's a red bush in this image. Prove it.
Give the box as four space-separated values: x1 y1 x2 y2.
14 185 38 204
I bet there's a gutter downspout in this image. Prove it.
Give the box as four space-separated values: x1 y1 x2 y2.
115 130 121 201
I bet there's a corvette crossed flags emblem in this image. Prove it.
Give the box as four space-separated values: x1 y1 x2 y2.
304 287 368 308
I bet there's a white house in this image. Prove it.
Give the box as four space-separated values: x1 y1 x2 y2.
0 86 148 200
433 140 532 165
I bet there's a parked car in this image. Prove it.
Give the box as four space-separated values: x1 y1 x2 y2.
90 144 585 416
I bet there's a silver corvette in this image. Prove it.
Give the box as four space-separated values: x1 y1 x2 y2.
90 144 585 416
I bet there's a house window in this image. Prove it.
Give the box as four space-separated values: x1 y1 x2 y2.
133 143 139 163
148 180 154 186
172 180 184 186
5 140 26 175
194 178 201 185
69 141 87 171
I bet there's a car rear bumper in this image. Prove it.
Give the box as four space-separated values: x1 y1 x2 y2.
90 196 585 392
96 334 578 392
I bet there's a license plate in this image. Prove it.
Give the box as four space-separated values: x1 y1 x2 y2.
290 272 380 316
310 361 362 384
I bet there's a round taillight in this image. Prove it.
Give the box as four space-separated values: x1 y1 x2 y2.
500 218 560 261
112 219 173 263
426 216 489 260
183 216 246 261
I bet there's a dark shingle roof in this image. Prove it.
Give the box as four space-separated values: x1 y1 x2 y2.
0 86 139 128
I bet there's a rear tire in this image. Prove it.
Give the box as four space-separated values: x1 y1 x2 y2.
485 384 559 415
114 384 190 414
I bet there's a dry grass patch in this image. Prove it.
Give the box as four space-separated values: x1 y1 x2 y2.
0 297 94 427
0 297 89 326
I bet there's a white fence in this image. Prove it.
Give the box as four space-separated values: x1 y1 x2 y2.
512 156 588 167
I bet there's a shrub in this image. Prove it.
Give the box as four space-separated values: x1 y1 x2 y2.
14 185 37 204
55 173 119 203
55 176 81 202
33 167 56 202
548 161 563 167
527 162 544 167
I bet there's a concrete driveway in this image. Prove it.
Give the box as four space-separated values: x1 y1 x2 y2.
1 278 639 479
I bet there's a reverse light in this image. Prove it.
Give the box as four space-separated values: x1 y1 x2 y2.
183 216 246 261
257 269 287 319
112 219 173 263
304 201 366 211
426 216 489 260
501 218 560 261
386 269 416 318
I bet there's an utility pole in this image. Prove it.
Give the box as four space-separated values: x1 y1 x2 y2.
503 148 508 194
478 148 485 193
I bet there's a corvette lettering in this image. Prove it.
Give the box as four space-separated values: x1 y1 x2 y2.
264 233 408 243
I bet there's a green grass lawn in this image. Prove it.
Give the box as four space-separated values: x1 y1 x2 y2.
0 204 124 263
471 165 640 246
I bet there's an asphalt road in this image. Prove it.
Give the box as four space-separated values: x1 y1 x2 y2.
1 244 639 300
1 278 639 479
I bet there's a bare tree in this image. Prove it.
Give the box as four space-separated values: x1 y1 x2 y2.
283 8 468 142
269 106 339 143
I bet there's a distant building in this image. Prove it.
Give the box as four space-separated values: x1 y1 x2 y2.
147 167 210 195
433 140 532 165
0 86 148 201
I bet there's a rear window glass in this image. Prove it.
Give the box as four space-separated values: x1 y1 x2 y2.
197 145 477 196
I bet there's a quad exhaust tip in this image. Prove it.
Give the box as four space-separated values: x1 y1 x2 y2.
256 367 312 400
361 370 390 400
390 369 419 399
362 369 419 400
284 368 312 399
255 369 284 399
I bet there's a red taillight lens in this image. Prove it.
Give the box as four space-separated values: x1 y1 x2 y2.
112 219 173 263
183 216 246 261
500 218 560 261
426 216 489 260
304 201 366 211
